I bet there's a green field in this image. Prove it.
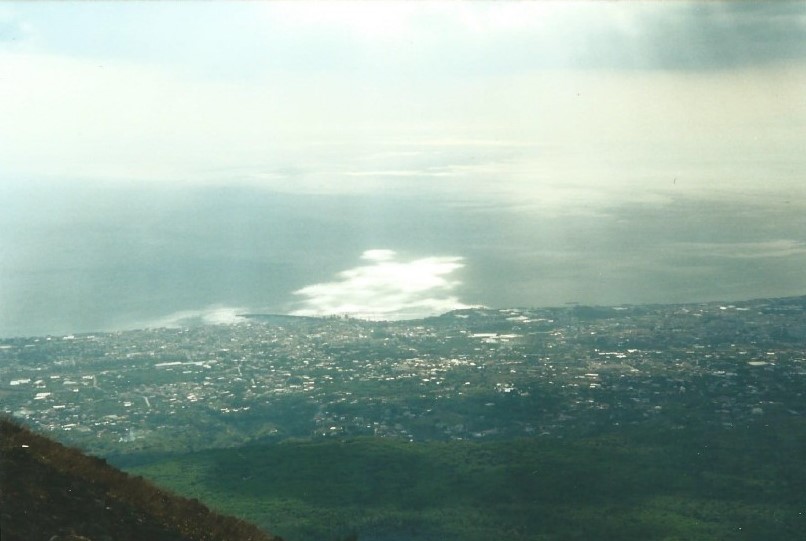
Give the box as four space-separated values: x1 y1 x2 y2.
121 416 806 541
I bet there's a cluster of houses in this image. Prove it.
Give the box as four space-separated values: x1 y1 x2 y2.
1 296 803 454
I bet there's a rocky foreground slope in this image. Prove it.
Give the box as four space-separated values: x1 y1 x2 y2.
0 417 282 541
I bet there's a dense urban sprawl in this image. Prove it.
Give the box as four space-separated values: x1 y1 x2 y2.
2 296 805 456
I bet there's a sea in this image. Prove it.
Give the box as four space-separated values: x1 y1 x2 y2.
2 180 805 338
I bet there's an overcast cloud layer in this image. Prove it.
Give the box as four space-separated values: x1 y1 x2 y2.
1 1 805 208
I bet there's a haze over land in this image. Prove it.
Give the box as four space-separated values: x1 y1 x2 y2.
1 2 805 337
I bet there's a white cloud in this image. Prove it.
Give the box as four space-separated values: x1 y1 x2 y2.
291 250 472 320
265 1 425 39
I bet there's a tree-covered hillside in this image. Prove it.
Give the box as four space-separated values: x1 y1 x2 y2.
124 416 806 541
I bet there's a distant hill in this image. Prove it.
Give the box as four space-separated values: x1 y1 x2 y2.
0 417 282 541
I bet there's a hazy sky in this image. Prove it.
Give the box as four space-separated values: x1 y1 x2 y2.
1 2 805 333
2 1 804 204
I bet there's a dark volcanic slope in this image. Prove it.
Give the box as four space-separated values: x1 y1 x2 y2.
0 418 282 541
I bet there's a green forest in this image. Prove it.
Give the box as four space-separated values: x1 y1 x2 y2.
122 415 806 541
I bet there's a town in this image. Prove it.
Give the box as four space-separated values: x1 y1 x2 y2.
2 296 805 457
